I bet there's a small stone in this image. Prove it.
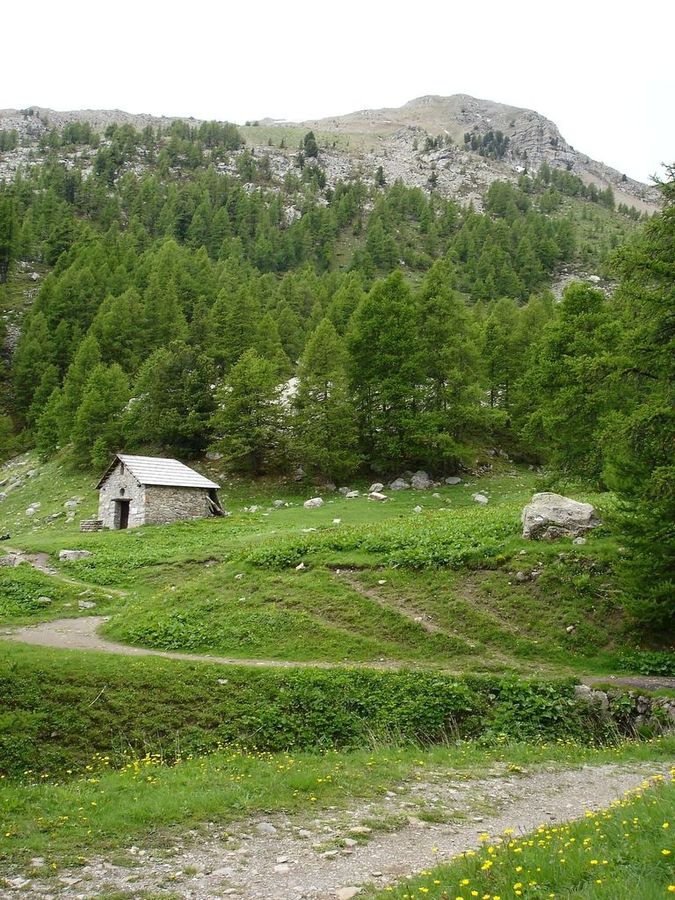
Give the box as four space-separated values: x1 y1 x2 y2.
349 826 372 834
303 497 324 509
377 579 386 585
297 829 313 838
566 624 576 633
343 838 358 847
333 518 342 525
235 573 244 580
274 863 290 874
345 490 360 499
472 493 489 504
413 505 422 514
445 476 462 485
432 492 441 499
368 491 388 502
295 562 307 571
78 600 96 610
217 678 228 685
573 536 587 545
369 482 384 493
336 888 361 900
256 821 278 835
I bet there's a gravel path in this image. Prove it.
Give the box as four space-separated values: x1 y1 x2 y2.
2 762 669 899
2 616 399 670
5 617 675 692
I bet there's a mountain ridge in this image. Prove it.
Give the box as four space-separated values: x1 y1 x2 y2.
0 94 660 212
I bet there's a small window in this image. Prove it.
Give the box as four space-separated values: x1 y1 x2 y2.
120 487 125 496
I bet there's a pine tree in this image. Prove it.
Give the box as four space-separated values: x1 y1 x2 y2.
59 333 102 442
254 312 291 378
71 363 129 469
125 342 216 456
601 168 675 628
294 319 361 481
348 271 423 469
210 349 286 475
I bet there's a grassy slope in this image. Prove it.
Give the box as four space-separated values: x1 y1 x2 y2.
1 452 635 674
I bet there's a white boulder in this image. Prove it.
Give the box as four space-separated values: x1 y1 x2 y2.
368 491 388 502
59 550 93 562
472 493 489 504
369 482 384 493
445 476 462 485
345 490 360 499
522 492 600 541
303 497 324 509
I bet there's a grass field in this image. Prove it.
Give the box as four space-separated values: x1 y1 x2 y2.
0 451 660 674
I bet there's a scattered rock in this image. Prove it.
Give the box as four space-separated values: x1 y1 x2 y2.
413 505 422 514
432 492 441 499
294 466 305 482
345 490 360 499
322 482 337 493
522 492 600 540
389 478 410 491
573 536 587 545
303 497 324 509
338 487 351 495
336 889 361 900
369 482 384 493
205 451 223 461
333 518 342 524
295 562 307 571
472 493 489 504
411 470 432 490
274 863 290 874
78 600 96 610
273 500 287 508
445 476 462 485
255 822 278 835
368 491 388 502
0 554 19 567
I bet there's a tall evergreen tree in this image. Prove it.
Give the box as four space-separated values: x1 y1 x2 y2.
71 363 129 469
294 319 361 481
209 349 286 475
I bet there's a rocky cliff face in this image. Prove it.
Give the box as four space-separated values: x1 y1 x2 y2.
0 96 661 212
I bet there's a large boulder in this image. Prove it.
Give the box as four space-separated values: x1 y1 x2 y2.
303 497 324 509
522 492 600 541
58 549 93 562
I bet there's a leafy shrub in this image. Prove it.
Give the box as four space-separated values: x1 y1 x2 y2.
0 647 640 779
613 649 675 677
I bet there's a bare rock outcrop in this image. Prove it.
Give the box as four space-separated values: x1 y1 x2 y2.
522 492 600 541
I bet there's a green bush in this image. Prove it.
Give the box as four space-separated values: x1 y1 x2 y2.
0 646 626 779
614 648 675 677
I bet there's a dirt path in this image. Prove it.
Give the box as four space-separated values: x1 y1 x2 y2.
3 616 403 670
4 548 127 596
2 762 670 899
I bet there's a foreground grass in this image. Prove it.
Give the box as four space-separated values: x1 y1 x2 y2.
2 738 673 867
371 768 675 900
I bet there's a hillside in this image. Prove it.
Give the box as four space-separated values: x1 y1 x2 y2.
0 94 661 212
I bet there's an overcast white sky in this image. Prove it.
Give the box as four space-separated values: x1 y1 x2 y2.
4 0 673 182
